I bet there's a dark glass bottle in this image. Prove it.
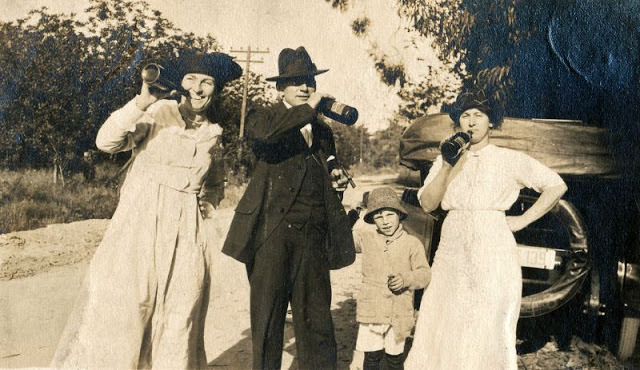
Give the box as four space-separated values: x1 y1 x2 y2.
318 98 359 126
140 63 184 95
441 131 472 159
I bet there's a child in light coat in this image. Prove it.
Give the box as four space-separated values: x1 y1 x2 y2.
351 187 431 370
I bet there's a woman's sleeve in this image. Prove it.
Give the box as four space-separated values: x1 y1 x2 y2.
416 155 443 201
513 151 565 192
96 98 150 153
200 159 226 208
402 237 431 290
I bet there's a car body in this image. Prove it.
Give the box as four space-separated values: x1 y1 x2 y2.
395 113 640 359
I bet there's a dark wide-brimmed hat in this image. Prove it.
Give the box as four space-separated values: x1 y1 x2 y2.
449 89 506 127
449 90 492 124
162 51 243 90
363 187 408 224
265 46 328 81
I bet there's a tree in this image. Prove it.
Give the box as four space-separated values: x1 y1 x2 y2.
325 120 364 169
0 9 93 181
398 66 458 120
368 118 405 169
397 0 552 116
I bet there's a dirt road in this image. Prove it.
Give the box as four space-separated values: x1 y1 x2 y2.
0 174 630 369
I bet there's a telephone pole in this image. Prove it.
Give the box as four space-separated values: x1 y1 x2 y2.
229 46 270 138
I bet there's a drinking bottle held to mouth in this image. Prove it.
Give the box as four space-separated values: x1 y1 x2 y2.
141 63 187 96
441 131 473 159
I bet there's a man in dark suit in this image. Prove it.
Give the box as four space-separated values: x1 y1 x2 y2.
222 47 356 369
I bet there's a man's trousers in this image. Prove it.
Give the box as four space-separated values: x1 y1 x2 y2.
248 215 336 370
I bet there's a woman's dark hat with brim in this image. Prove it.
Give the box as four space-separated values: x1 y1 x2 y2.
449 89 492 124
164 51 243 89
265 46 328 81
363 187 408 224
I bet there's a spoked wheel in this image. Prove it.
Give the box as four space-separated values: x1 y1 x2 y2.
509 195 590 318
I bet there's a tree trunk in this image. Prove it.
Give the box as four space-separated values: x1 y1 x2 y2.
53 161 58 184
58 163 65 186
52 161 65 186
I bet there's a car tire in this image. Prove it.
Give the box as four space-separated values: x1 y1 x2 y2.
519 199 590 318
618 316 639 359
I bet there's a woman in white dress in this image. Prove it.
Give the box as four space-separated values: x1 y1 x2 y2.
51 52 242 368
404 91 567 369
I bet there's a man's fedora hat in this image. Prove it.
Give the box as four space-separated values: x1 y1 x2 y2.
266 46 329 81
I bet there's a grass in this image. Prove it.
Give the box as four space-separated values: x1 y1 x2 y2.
0 163 122 234
0 163 402 234
0 162 251 234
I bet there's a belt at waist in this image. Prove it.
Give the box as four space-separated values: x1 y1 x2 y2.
134 162 201 193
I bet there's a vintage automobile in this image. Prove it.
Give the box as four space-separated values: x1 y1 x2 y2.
391 113 640 359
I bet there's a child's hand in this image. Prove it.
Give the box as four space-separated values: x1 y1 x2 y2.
387 273 405 293
198 199 215 219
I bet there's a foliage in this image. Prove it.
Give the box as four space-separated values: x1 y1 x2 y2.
323 115 405 170
396 0 540 114
325 120 367 169
373 58 406 88
351 17 370 38
324 0 350 12
394 0 640 124
367 119 405 169
398 66 457 120
0 9 92 172
217 72 276 181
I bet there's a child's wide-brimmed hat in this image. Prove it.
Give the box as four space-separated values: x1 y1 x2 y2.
363 187 408 224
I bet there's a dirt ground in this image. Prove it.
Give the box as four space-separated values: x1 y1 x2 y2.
0 174 636 369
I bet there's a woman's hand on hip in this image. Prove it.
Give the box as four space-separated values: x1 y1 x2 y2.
506 215 529 232
199 199 215 219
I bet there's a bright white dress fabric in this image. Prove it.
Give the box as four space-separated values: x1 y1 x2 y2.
51 99 223 369
405 144 564 370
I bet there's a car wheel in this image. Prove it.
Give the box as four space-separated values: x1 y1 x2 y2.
618 316 639 359
513 197 590 318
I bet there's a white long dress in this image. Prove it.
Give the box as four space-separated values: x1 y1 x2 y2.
51 99 224 369
405 144 564 370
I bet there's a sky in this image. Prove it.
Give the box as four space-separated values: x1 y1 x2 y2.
0 0 456 131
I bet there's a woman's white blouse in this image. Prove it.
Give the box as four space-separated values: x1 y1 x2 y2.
419 144 565 211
